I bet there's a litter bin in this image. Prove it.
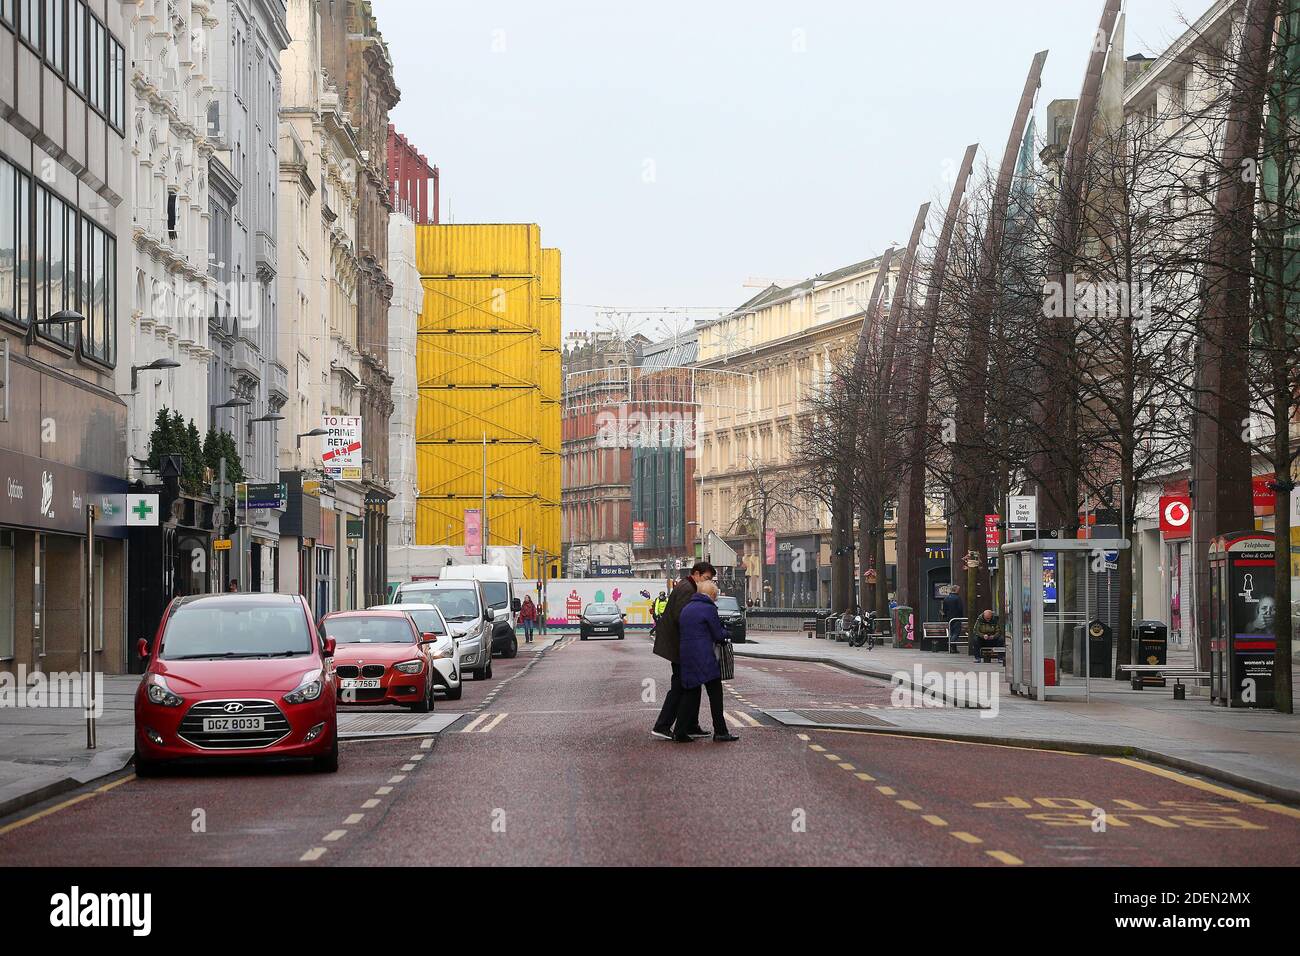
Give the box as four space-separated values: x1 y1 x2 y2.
1131 620 1167 689
893 605 915 648
1072 620 1112 678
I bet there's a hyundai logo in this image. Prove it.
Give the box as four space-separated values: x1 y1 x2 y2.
223 702 245 714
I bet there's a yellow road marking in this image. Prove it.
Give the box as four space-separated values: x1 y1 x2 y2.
723 712 743 728
323 829 347 842
951 831 983 844
987 850 1023 865
387 775 406 784
300 847 327 861
480 713 509 733
362 799 380 809
820 727 1085 756
95 775 136 793
1258 803 1300 820
343 813 364 825
838 762 855 771
854 772 875 782
823 753 841 761
0 792 96 837
1104 758 1265 804
461 714 490 733
808 744 825 752
922 814 948 826
736 711 762 727
375 786 393 796
876 786 897 796
897 800 923 811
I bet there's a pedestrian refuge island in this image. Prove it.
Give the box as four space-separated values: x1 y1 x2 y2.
1000 537 1130 702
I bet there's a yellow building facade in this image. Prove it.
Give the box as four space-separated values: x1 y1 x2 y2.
413 224 562 579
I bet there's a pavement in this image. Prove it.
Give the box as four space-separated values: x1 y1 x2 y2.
736 630 1300 804
1 633 1295 866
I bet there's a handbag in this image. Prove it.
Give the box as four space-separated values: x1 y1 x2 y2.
715 639 735 681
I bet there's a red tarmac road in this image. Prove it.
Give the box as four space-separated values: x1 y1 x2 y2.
0 635 1296 866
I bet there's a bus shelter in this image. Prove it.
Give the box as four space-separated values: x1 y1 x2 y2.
1000 537 1130 701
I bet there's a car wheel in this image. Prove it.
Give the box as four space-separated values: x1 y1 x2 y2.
313 731 339 773
445 682 463 701
505 636 518 658
134 751 163 778
473 666 486 680
412 678 434 712
485 660 493 679
581 633 588 640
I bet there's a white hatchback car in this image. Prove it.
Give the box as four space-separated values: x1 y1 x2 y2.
369 603 462 700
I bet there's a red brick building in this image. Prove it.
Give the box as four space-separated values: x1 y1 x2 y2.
387 124 438 225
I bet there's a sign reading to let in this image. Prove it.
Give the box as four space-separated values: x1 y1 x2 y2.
321 416 363 480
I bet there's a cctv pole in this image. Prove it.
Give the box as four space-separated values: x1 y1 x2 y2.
481 432 488 565
84 503 97 749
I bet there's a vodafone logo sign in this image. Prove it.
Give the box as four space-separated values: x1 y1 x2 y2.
1160 495 1192 538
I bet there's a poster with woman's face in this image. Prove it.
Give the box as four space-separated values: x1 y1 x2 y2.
1232 565 1276 636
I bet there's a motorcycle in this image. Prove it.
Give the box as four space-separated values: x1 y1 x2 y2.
848 611 877 650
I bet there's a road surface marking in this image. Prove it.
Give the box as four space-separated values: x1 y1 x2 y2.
838 762 856 771
823 753 841 761
323 829 347 842
95 775 136 793
817 663 838 671
922 815 948 826
736 711 762 727
409 753 425 761
796 733 810 741
876 786 897 796
951 831 983 844
300 847 327 862
1259 803 1300 819
461 714 490 733
480 713 509 733
897 800 923 811
362 799 380 809
1103 758 1269 804
723 711 743 728
820 727 1085 755
986 850 1023 865
0 792 96 837
855 772 876 782
387 775 406 784
421 737 434 749
808 744 826 752
401 763 416 772
375 786 393 795
344 813 364 825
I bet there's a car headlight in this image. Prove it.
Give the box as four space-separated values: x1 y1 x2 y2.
431 648 454 660
146 675 183 707
393 659 424 674
284 669 323 704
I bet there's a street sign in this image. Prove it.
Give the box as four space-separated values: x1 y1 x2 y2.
1158 495 1192 538
321 415 363 480
346 518 364 540
464 509 482 557
632 520 647 546
985 513 1001 549
126 493 160 527
240 482 287 510
213 538 232 551
1008 495 1037 530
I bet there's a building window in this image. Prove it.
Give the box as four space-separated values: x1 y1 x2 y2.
68 0 83 94
35 186 77 346
0 530 14 661
1 0 13 31
0 157 19 326
43 0 62 73
87 12 102 113
166 190 179 239
107 36 124 130
80 214 115 365
18 0 39 49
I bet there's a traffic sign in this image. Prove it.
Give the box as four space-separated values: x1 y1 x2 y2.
240 482 287 510
1008 495 1037 530
213 538 232 551
126 493 159 527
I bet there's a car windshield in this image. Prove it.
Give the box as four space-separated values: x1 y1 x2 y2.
587 604 618 615
402 609 445 635
480 582 510 610
324 616 416 645
403 588 480 622
716 597 740 612
160 602 312 659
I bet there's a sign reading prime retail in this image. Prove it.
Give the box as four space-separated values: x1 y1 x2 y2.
321 416 363 480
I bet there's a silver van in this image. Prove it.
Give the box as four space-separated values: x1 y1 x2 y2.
393 579 494 680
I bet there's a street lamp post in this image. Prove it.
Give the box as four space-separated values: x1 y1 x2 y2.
130 357 181 391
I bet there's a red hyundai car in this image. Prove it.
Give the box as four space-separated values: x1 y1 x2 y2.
322 610 438 712
134 593 338 776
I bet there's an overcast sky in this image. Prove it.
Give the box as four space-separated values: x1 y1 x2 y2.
382 0 1215 340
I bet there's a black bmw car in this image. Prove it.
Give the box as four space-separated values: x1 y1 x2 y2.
579 603 625 640
716 595 746 642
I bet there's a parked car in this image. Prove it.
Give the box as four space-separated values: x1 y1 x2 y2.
321 610 439 712
393 579 494 680
440 564 520 659
716 595 747 643
133 593 338 776
579 602 625 640
369 602 462 700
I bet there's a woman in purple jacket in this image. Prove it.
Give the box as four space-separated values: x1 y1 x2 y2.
672 580 739 743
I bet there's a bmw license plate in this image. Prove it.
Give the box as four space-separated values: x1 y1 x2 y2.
339 678 381 690
202 716 265 733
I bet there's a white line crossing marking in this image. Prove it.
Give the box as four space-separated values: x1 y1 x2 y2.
735 711 762 727
420 737 434 749
344 813 364 825
300 847 327 861
409 753 425 761
401 763 415 771
723 711 743 728
375 786 393 796
362 799 380 809
461 714 490 733
323 830 347 842
479 712 508 733
387 775 406 784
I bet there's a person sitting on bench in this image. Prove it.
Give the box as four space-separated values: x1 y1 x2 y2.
972 609 1001 663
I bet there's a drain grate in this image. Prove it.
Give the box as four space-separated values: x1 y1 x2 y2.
788 709 895 728
337 712 460 738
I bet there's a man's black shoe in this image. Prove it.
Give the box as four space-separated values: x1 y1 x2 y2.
687 727 710 738
672 733 695 743
713 732 740 742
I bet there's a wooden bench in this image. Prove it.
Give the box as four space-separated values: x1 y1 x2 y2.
802 619 818 637
980 645 1007 665
919 622 949 653
1120 664 1209 698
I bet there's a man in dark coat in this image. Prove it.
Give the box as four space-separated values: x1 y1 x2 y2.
651 560 715 740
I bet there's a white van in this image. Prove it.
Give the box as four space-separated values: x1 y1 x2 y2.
439 565 520 658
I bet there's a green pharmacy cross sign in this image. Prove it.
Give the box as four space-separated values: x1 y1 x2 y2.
132 499 152 522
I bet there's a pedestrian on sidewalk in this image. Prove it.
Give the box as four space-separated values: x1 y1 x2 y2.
519 595 538 643
942 585 964 647
674 580 738 743
972 608 1000 663
651 560 715 741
